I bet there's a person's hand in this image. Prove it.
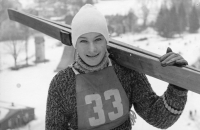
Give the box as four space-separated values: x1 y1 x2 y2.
159 47 188 67
160 47 188 91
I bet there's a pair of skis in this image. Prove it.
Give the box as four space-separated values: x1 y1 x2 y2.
7 9 200 94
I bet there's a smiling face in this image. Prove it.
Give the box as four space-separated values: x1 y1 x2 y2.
76 32 107 66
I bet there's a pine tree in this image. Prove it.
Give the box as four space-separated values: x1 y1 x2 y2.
156 5 179 38
177 2 187 33
156 6 170 37
189 6 200 33
126 9 137 32
169 5 179 35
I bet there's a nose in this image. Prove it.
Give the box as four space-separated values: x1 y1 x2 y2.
89 42 97 53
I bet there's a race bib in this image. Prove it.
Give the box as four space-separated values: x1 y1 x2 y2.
76 66 129 130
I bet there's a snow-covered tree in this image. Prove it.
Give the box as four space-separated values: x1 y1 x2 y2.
0 20 25 69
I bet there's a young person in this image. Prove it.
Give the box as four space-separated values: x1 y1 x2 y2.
46 4 188 130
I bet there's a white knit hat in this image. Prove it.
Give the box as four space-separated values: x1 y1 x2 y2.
71 4 109 48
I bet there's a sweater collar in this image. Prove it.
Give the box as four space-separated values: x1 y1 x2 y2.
73 51 111 74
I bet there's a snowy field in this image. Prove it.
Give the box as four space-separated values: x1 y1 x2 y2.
0 31 200 130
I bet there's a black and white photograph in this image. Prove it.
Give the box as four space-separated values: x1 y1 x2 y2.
0 0 200 130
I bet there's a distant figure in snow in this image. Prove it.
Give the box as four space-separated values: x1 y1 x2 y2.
189 109 198 121
46 4 189 130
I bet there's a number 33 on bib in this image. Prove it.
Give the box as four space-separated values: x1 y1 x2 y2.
77 88 130 129
85 89 123 126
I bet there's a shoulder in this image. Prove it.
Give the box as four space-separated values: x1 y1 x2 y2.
46 67 76 116
49 67 76 92
54 67 75 82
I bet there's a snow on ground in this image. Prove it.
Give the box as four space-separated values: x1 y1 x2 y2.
0 35 62 130
0 32 200 130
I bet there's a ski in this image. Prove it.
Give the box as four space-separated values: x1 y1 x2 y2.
7 9 200 94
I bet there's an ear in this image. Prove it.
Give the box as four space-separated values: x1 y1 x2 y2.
74 49 77 60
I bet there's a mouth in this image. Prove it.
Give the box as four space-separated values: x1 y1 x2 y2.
86 53 100 58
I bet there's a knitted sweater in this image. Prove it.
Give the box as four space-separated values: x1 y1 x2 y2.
45 59 188 130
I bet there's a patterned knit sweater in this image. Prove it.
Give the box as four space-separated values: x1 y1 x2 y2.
45 59 188 130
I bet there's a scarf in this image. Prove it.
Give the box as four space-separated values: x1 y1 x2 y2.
73 51 110 74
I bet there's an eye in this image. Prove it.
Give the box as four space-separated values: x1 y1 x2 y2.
80 40 88 43
95 38 102 42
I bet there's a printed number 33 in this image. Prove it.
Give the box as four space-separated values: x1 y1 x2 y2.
85 89 123 126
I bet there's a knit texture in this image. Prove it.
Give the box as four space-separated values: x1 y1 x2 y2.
45 58 188 130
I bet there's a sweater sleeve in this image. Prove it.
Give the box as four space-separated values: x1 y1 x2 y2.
45 73 71 130
130 71 188 129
